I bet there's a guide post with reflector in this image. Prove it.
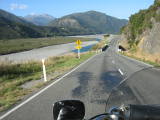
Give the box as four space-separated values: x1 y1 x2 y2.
42 59 47 82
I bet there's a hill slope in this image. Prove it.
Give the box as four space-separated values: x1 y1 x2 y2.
0 10 128 39
24 14 55 26
121 0 160 63
0 9 70 39
49 11 128 34
0 9 32 25
0 9 44 39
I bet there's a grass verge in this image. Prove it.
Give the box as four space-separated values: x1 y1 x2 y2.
0 52 95 112
92 36 108 51
0 37 92 55
121 52 160 67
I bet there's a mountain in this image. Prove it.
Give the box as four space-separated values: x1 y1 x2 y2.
24 14 55 26
120 0 160 63
0 9 32 25
0 9 45 39
0 9 128 40
49 11 128 34
0 9 70 39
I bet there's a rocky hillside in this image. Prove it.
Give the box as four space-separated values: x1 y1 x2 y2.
49 11 128 34
120 0 160 63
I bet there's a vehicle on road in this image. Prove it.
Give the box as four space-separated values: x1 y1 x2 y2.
53 67 160 120
102 45 109 51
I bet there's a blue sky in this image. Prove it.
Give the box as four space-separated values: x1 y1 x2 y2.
0 0 154 19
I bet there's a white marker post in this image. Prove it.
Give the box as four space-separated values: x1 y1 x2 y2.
42 59 47 82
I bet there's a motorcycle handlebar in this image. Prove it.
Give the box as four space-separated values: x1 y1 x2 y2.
128 105 160 120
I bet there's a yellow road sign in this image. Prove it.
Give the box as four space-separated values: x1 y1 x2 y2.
75 45 82 49
76 40 82 45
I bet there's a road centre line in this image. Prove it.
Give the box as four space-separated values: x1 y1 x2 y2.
118 69 124 76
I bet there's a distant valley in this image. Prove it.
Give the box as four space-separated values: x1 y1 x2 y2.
0 9 128 39
24 14 55 26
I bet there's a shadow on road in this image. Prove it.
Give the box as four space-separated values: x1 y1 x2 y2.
100 70 123 92
72 70 123 105
72 72 93 97
90 71 123 104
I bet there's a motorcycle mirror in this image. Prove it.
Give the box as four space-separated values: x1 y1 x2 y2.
53 100 85 120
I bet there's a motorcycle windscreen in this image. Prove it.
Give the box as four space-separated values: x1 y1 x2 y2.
106 67 160 111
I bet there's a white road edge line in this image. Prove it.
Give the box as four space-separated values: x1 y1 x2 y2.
118 53 153 67
118 69 124 75
0 54 98 120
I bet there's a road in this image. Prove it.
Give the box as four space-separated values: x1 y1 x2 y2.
0 41 98 63
0 35 157 120
70 34 104 40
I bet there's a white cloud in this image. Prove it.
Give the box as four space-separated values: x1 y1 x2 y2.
10 3 28 10
29 12 36 15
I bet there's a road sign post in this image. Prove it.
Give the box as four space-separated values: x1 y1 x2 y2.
78 48 80 59
75 40 82 59
42 59 47 82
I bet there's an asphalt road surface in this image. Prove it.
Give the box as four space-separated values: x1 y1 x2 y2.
1 35 158 120
70 34 104 40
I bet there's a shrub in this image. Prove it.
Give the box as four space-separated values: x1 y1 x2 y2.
122 0 160 47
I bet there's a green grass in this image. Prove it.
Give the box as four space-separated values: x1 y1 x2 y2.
0 52 95 112
0 36 92 55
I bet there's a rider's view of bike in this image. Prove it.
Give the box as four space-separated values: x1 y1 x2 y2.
53 67 160 120
1 0 160 120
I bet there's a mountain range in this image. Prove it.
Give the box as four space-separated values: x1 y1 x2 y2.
0 9 70 39
49 11 128 34
0 9 42 39
24 14 55 26
0 9 128 39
